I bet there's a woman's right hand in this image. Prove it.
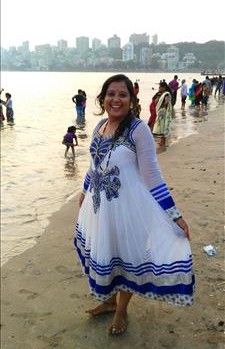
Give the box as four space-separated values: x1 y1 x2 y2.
79 192 85 207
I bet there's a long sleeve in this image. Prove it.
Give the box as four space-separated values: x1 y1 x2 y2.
131 120 182 221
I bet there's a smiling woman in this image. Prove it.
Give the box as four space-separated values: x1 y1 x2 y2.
74 74 195 336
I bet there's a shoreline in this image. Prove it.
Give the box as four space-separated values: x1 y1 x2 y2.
1 104 225 349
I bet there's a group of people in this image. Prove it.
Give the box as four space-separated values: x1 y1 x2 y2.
73 74 195 336
0 89 14 127
61 88 87 159
148 81 173 147
147 74 225 147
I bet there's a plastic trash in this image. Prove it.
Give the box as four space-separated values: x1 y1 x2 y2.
203 244 217 256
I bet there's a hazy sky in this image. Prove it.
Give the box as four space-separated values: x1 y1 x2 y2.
1 0 224 49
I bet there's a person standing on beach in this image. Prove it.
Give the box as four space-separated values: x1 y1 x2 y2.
152 81 173 147
62 126 78 158
74 74 194 336
0 88 5 127
0 93 14 124
133 81 141 118
168 75 179 107
180 79 188 110
214 75 223 96
72 89 86 124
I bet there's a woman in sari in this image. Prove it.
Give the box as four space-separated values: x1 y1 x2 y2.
152 82 172 146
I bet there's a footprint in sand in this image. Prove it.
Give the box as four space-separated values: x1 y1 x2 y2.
19 289 39 300
55 265 74 275
69 293 80 299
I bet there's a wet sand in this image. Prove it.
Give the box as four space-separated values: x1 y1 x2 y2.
1 104 225 349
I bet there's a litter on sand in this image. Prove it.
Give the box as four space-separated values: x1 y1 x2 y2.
203 244 217 256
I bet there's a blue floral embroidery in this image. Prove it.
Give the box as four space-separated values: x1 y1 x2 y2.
90 136 112 168
90 166 121 213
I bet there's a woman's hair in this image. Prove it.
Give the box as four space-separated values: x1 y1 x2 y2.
159 81 171 93
96 74 137 140
5 93 11 98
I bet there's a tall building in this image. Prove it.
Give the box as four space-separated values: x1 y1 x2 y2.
122 42 134 61
76 36 89 54
140 47 152 66
108 35 121 49
57 40 68 51
129 33 149 46
92 38 102 51
17 41 30 59
152 34 158 45
164 45 179 70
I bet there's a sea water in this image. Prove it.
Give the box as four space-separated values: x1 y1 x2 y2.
0 71 217 265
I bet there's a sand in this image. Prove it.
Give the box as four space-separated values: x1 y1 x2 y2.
1 104 225 349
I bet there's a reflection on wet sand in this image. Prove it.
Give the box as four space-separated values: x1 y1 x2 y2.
64 158 78 179
155 103 211 153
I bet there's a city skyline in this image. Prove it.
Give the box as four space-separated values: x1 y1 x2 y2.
1 0 224 50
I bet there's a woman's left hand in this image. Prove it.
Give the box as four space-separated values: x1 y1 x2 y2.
175 217 190 240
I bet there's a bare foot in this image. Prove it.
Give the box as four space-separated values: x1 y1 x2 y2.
86 302 116 317
108 310 127 335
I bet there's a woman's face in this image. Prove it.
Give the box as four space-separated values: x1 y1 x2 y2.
103 81 131 120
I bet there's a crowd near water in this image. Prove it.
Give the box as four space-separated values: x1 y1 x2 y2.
1 71 224 265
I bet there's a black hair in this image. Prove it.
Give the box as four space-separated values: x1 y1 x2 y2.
67 125 76 132
159 81 171 93
96 74 137 141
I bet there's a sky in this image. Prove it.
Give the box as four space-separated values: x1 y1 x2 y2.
1 0 225 50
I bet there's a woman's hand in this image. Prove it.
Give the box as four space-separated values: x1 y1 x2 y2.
79 192 85 208
175 217 190 240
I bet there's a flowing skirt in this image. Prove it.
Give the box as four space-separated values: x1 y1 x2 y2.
74 173 194 306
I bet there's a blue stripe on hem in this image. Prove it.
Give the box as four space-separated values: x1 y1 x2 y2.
74 238 194 297
89 274 195 297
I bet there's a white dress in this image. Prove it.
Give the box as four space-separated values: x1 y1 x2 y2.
74 118 195 306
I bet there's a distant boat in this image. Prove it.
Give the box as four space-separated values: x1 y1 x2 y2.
201 70 225 76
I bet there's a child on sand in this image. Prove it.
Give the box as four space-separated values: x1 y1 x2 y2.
62 126 78 158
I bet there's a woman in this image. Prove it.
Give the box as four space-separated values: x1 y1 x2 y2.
152 82 173 146
74 74 194 336
180 79 188 110
148 91 161 131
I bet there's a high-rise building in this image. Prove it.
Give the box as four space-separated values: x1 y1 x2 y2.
129 33 149 46
17 41 30 58
108 35 121 49
152 34 158 45
57 40 68 51
76 36 89 54
122 42 134 61
92 38 102 51
140 47 152 66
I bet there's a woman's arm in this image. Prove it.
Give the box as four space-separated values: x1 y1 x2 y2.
132 121 182 222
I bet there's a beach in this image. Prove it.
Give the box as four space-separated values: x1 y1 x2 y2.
1 104 224 349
